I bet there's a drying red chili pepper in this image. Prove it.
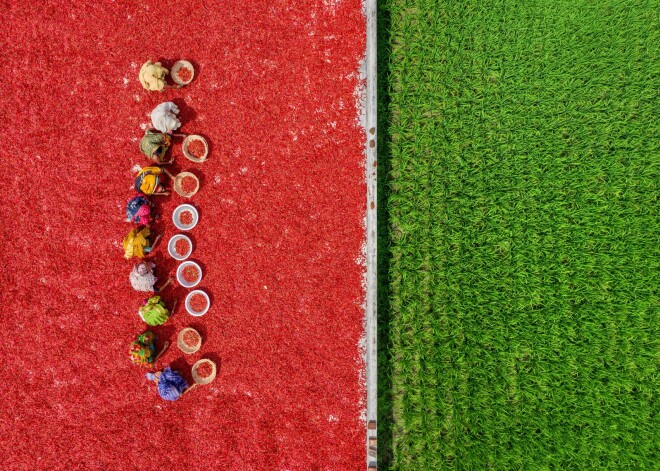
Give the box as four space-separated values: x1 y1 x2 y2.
189 293 207 312
187 139 206 158
180 176 198 194
4 0 367 468
179 211 193 226
196 362 213 378
177 67 192 83
175 238 190 256
182 266 199 283
183 330 200 347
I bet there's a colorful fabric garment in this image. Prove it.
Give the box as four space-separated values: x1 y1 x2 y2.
139 61 168 91
125 193 151 225
123 226 151 259
140 130 171 160
129 331 156 366
146 367 188 401
130 262 157 292
134 166 164 195
139 296 170 326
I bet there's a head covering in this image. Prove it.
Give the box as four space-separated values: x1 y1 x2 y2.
140 131 172 160
146 367 188 401
134 166 164 195
139 60 168 91
151 102 181 134
126 193 151 225
130 262 157 292
129 331 156 366
123 226 151 259
139 296 170 326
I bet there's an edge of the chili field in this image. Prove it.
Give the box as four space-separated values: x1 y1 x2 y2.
363 0 378 468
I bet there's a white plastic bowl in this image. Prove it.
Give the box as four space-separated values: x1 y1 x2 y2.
168 234 193 261
176 261 202 288
186 290 210 317
173 204 198 231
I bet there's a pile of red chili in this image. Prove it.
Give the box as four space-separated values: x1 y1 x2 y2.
177 67 192 83
180 175 198 194
175 238 190 257
187 139 206 158
6 3 366 466
182 266 200 283
180 210 193 226
196 361 213 378
189 293 207 312
183 330 200 347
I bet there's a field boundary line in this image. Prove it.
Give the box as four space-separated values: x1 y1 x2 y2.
364 0 377 468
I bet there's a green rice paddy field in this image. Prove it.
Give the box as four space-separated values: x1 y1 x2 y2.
378 0 659 468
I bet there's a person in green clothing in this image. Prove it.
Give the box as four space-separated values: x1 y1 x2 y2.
139 129 186 164
138 296 177 326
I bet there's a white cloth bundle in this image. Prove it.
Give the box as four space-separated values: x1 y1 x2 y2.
151 102 181 134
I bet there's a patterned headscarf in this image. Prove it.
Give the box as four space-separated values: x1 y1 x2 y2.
126 193 151 225
130 262 157 292
129 331 156 366
140 130 171 158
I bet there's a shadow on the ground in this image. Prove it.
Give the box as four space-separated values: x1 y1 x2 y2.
376 1 394 468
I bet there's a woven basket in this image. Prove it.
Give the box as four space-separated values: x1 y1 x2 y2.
171 60 194 86
182 135 208 163
191 359 217 385
177 327 201 354
174 171 199 198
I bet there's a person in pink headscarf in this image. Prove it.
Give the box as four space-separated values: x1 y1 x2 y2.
125 193 153 225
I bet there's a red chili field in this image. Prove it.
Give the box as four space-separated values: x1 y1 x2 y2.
0 1 367 469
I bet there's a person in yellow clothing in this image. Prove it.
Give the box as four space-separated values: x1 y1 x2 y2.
134 166 174 196
139 60 180 92
123 225 162 259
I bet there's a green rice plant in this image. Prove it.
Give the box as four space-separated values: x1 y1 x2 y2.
383 0 659 468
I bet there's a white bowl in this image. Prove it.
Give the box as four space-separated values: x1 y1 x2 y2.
176 261 202 288
186 290 210 317
173 204 198 231
168 234 193 261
